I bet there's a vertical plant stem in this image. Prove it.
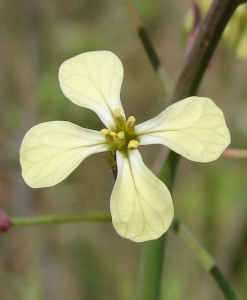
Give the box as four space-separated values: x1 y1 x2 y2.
138 151 180 300
138 236 166 300
171 0 243 103
137 1 244 299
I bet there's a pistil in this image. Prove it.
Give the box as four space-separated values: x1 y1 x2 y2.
116 131 126 151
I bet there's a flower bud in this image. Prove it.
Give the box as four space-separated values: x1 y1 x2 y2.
0 210 11 232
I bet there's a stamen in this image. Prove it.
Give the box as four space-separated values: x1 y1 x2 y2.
126 116 136 135
101 129 118 149
114 108 126 131
101 129 109 136
116 131 126 151
128 140 139 150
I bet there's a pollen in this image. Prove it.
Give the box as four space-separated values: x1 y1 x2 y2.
126 116 136 135
128 140 139 150
101 109 139 152
114 108 126 131
116 131 126 151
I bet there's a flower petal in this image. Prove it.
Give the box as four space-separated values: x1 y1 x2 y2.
110 149 174 242
20 121 108 188
59 51 124 130
136 97 231 162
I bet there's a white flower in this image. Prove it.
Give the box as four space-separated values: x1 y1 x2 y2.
20 51 230 242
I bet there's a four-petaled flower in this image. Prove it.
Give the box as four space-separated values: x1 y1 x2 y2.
20 51 230 242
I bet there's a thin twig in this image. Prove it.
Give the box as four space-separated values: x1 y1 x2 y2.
9 211 238 299
172 218 238 300
11 212 111 227
222 149 247 159
122 0 173 101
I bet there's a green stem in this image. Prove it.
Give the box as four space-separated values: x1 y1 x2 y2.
137 0 244 299
9 212 238 299
172 218 238 300
11 212 111 227
138 236 166 300
138 151 180 300
11 1 242 299
211 267 238 300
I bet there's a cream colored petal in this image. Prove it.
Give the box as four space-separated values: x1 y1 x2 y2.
136 97 230 162
20 121 108 188
59 51 124 130
110 149 174 242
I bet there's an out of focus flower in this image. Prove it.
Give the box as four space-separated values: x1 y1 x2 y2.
0 210 11 232
184 1 247 59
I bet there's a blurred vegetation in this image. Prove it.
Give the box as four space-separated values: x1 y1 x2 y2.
0 0 247 299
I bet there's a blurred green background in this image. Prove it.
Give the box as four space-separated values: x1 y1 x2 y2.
0 0 247 299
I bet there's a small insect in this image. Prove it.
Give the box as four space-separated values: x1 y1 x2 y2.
107 152 117 180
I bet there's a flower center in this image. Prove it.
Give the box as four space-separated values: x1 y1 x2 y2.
101 108 139 152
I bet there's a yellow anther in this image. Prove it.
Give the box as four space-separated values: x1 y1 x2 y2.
101 129 118 146
117 131 125 139
117 131 125 143
114 108 123 119
126 116 136 135
128 140 139 150
111 132 118 142
114 108 126 131
101 112 138 152
101 129 110 136
116 131 126 151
